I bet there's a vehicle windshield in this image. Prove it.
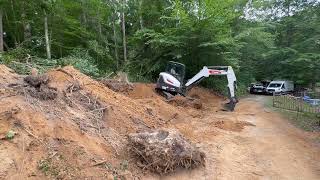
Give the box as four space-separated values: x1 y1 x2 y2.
165 63 185 81
254 84 263 87
268 83 282 88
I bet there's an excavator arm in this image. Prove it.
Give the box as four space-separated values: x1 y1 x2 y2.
185 66 238 111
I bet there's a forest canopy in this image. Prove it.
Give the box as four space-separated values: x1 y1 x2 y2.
0 0 319 93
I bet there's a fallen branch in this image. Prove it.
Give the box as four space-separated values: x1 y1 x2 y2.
22 127 46 146
92 160 109 167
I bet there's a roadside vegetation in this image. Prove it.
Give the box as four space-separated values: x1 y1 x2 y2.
264 95 320 132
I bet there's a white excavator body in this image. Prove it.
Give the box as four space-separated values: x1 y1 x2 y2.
156 61 238 111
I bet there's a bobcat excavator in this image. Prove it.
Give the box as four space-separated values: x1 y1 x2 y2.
156 61 238 111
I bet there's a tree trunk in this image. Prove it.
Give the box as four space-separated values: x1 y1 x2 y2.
112 20 119 69
198 0 202 20
121 0 127 64
139 0 144 29
10 0 18 45
22 2 31 40
97 9 103 40
312 83 316 91
81 0 88 28
3 41 9 50
0 8 3 52
44 10 51 59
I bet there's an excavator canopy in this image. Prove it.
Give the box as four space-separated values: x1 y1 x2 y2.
164 61 185 82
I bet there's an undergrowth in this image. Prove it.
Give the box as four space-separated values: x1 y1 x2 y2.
0 48 103 77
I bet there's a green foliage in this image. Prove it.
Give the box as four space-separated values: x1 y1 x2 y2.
0 47 57 74
59 49 101 77
1 0 319 95
1 47 102 78
38 158 60 177
38 159 50 174
0 47 31 64
120 160 128 171
5 130 16 140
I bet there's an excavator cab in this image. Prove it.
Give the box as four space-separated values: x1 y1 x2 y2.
165 61 185 82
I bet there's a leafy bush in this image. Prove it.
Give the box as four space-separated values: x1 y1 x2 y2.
59 49 101 77
1 48 102 78
0 47 57 74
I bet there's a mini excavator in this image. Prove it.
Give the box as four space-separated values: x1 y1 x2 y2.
156 61 238 111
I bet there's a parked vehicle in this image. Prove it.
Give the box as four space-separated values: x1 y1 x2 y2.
248 80 270 94
251 83 266 94
266 80 294 94
248 83 255 93
261 80 271 88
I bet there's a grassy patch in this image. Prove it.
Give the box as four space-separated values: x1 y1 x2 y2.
278 110 320 132
38 159 59 177
273 95 320 114
263 95 274 108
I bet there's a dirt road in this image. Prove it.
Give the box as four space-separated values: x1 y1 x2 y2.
145 95 320 180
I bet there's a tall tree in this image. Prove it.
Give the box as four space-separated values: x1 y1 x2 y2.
44 9 51 59
113 19 119 68
0 7 3 52
139 0 144 29
121 0 127 64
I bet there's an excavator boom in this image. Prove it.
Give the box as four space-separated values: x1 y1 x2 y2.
185 66 237 98
184 66 237 111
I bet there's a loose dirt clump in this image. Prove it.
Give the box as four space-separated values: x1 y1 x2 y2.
23 75 58 100
24 74 49 88
128 129 206 174
213 120 255 132
100 72 133 94
167 95 202 109
101 79 133 93
127 83 158 99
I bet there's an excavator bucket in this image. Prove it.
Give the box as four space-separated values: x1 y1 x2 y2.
222 98 238 112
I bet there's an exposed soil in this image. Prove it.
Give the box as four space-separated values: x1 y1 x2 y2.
212 120 255 132
0 65 319 180
100 79 133 94
167 95 203 109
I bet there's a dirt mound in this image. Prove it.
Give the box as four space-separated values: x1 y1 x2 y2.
188 87 223 104
167 95 202 109
127 84 223 112
127 83 158 99
100 79 133 94
0 65 172 179
128 129 205 174
100 72 134 94
0 65 19 84
213 120 255 132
